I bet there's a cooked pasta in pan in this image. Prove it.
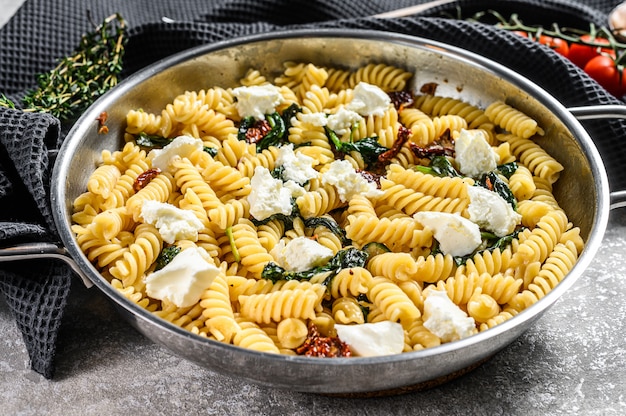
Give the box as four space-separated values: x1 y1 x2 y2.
71 61 583 357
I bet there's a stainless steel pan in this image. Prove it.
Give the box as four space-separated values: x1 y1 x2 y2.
2 29 626 394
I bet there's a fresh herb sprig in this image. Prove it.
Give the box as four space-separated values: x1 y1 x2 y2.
0 13 127 123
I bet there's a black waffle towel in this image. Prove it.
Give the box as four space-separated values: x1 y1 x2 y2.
1 0 624 379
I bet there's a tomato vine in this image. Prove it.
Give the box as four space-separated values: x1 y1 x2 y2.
469 11 626 98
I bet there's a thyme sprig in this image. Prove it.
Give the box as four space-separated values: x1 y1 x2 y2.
0 13 127 123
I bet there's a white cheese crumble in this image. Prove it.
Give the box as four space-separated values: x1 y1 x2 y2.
269 236 334 272
423 289 476 343
148 135 203 173
276 144 319 184
335 321 404 357
414 211 481 257
467 186 522 237
326 107 362 136
454 129 499 179
346 82 391 117
321 159 383 202
144 247 220 308
298 111 328 126
248 166 293 221
141 200 204 244
232 84 283 120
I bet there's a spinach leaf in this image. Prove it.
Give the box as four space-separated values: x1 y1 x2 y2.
303 216 351 246
237 116 256 142
261 247 368 283
136 132 173 148
325 127 388 168
477 172 517 209
203 146 218 157
449 227 525 266
238 104 301 152
413 155 460 178
251 198 301 231
154 245 181 270
256 112 287 151
497 162 518 179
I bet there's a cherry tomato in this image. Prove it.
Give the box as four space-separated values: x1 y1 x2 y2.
538 35 570 57
568 34 615 69
583 55 626 97
512 30 529 38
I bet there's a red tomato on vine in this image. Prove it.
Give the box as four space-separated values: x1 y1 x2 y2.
583 55 626 97
538 35 570 57
568 34 615 68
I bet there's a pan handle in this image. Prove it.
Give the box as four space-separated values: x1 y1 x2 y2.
568 105 626 211
0 242 93 288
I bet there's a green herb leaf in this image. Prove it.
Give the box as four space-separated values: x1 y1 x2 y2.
303 216 351 246
135 132 173 148
225 226 240 262
414 155 460 177
261 247 368 283
497 162 518 179
325 126 388 168
251 198 301 231
155 245 181 271
1 13 127 123
477 172 517 209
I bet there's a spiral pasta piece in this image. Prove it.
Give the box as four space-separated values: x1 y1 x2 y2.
486 101 543 139
328 267 372 298
230 219 275 279
238 288 322 324
200 273 240 342
368 276 421 326
346 214 432 251
109 224 163 287
233 317 281 353
498 134 563 184
368 252 418 282
125 171 175 221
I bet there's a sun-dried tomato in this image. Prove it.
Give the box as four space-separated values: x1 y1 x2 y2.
420 82 438 95
388 91 414 111
378 125 411 163
96 111 109 134
245 119 272 144
133 168 161 192
296 323 351 358
409 129 455 158
357 169 382 188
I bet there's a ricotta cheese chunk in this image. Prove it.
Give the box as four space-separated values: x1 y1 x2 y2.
335 321 404 357
248 166 293 221
346 82 391 117
321 159 383 202
141 200 204 244
454 129 499 179
148 135 203 173
326 107 362 136
298 111 328 127
270 236 334 272
414 211 481 257
423 289 476 343
144 247 220 308
276 144 319 185
467 185 522 237
232 84 283 120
